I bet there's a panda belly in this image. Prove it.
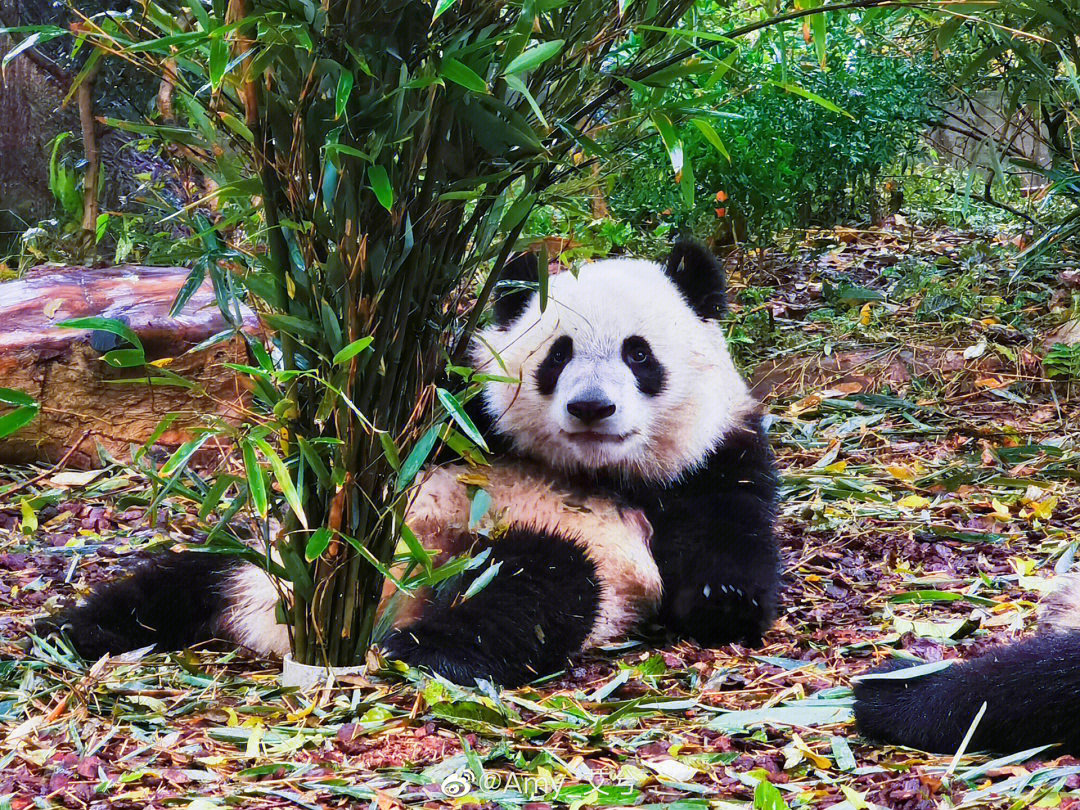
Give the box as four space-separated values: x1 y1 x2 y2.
221 460 661 658
384 461 662 648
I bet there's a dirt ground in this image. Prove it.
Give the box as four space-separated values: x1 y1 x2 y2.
1 224 1078 809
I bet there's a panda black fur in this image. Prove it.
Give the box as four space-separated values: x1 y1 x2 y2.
35 241 780 686
854 574 1080 754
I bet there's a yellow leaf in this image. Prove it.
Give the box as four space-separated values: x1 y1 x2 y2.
887 465 915 481
245 725 264 759
841 785 869 810
1030 496 1057 520
149 357 174 368
897 495 930 509
792 733 831 769
823 460 847 474
859 302 872 326
44 298 63 318
991 498 1012 519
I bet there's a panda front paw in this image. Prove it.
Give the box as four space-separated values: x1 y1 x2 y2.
381 625 503 686
664 579 771 648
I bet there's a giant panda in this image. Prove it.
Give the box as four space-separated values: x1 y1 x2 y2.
854 574 1080 754
35 241 780 686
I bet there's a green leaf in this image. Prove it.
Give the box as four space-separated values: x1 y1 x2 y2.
851 660 955 682
325 143 373 165
432 0 456 19
297 436 331 488
499 192 536 231
305 527 333 561
332 336 374 365
754 780 790 810
396 424 442 492
503 39 564 74
261 313 323 340
468 488 492 529
650 112 683 176
436 388 488 450
242 440 268 518
160 434 213 476
209 36 228 88
379 432 401 471
94 213 109 243
888 589 997 607
368 165 393 211
198 475 234 521
59 317 143 351
707 704 852 731
101 348 147 368
503 73 548 127
19 499 38 536
812 11 826 66
254 438 307 529
399 522 432 573
335 68 353 119
441 57 488 93
0 405 38 438
769 80 853 119
0 388 36 408
2 31 64 70
462 560 502 599
690 118 731 163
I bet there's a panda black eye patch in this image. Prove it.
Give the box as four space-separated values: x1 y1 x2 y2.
535 335 573 395
622 336 665 396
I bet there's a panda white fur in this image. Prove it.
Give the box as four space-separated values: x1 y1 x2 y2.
36 241 780 686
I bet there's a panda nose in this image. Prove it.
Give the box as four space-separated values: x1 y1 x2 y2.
567 398 617 425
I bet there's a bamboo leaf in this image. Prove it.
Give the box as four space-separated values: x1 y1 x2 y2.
242 440 268 518
437 388 489 450
101 348 147 368
503 73 548 127
0 406 38 438
335 68 354 119
768 80 853 119
502 39 564 74
332 336 374 365
432 0 457 19
468 488 492 529
59 317 143 350
441 57 488 93
650 112 684 175
690 118 731 163
399 522 432 573
462 560 502 599
160 434 213 476
396 424 442 492
368 165 393 211
305 527 333 561
0 388 36 408
254 438 308 529
209 36 228 88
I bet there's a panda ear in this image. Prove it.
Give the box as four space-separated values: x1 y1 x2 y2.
493 252 540 326
663 239 727 320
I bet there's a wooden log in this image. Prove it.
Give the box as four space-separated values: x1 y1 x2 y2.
0 265 260 468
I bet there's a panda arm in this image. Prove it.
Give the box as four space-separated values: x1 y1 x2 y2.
650 420 780 646
381 526 601 686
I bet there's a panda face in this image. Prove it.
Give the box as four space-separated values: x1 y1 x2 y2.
473 257 755 483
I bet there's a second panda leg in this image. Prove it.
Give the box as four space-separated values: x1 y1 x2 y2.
381 527 601 686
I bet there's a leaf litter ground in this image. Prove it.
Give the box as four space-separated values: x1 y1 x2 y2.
0 224 1078 809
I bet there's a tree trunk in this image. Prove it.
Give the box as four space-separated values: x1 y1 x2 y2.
0 265 258 467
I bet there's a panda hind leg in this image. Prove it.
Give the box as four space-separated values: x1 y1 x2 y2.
381 527 601 687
